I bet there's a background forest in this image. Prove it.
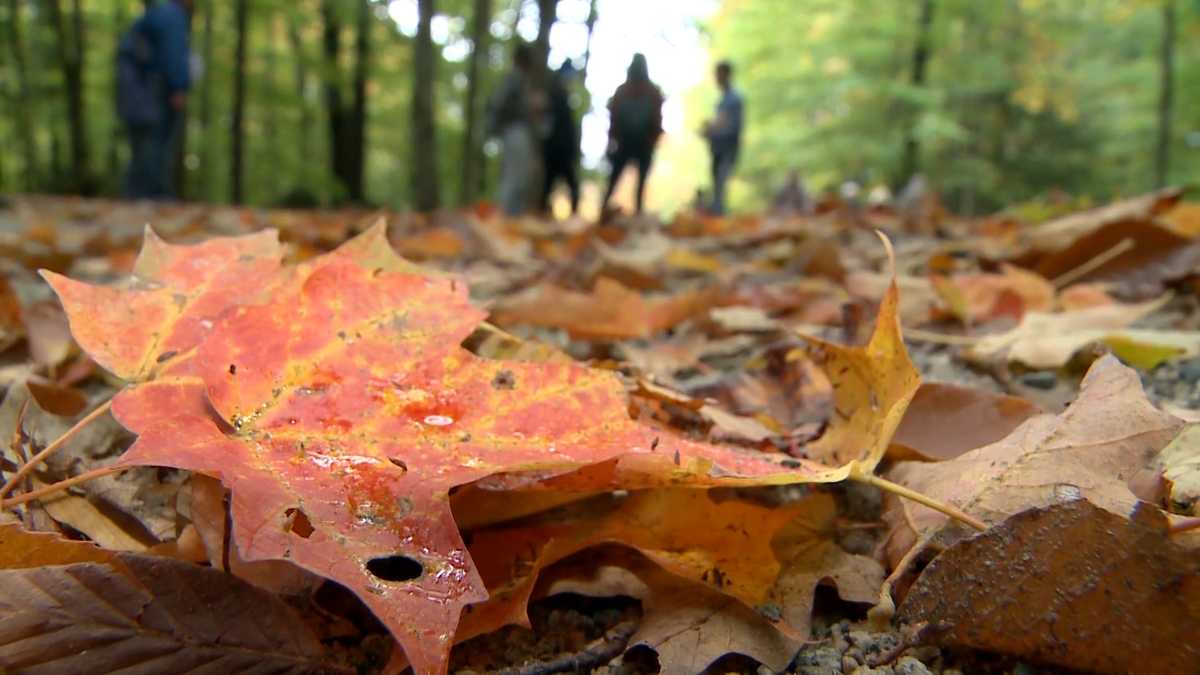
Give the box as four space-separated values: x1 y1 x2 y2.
0 0 1197 216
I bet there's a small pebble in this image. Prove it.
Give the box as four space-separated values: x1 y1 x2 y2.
1179 358 1200 384
1019 370 1058 390
893 656 933 675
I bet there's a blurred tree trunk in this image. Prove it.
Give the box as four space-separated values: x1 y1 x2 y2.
581 0 597 74
533 0 557 77
898 0 934 187
289 12 313 175
44 0 91 193
460 0 492 205
198 0 215 200
6 0 38 189
172 4 194 199
322 0 347 200
348 0 368 203
1155 0 1175 188
411 0 440 211
322 0 368 204
231 0 248 203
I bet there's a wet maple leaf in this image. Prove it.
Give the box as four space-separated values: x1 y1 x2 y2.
44 226 916 674
41 228 283 380
102 237 842 675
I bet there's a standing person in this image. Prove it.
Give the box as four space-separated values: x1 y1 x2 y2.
487 43 538 217
117 0 193 200
539 62 581 216
702 61 744 216
601 54 664 216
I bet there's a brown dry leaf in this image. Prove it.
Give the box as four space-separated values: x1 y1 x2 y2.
541 548 802 675
846 272 937 325
882 355 1182 566
178 474 322 596
393 225 467 260
491 277 719 340
1163 201 1200 237
1024 187 1182 252
963 294 1200 368
1030 219 1200 296
0 276 22 353
24 379 88 417
931 265 1054 324
0 522 117 568
890 382 1041 461
460 489 880 651
21 300 74 369
0 543 346 674
1160 424 1200 515
1057 282 1117 310
36 490 150 552
898 499 1200 675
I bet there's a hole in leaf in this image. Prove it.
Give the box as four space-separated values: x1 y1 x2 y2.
366 555 422 581
284 507 314 538
388 457 408 474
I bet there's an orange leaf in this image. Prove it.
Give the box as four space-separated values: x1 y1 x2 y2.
99 232 836 675
42 228 283 381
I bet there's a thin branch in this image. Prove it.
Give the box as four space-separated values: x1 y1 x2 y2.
0 465 126 510
1051 237 1134 288
0 397 113 499
854 472 988 531
1169 515 1200 535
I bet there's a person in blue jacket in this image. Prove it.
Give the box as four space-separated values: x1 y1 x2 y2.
702 61 744 216
118 0 192 199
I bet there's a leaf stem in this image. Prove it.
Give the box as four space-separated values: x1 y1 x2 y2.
0 397 113 500
0 465 126 509
1051 237 1134 288
854 472 988 531
1169 516 1200 535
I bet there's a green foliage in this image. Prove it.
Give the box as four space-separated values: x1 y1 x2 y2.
0 0 530 207
708 0 1200 213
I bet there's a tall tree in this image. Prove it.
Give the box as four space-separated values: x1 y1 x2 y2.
5 0 38 189
44 0 91 193
533 0 557 76
581 0 598 75
349 0 369 202
411 0 440 211
288 10 313 175
172 2 194 199
898 0 935 186
321 0 368 203
198 0 216 200
231 0 249 203
460 0 492 205
1155 0 1176 188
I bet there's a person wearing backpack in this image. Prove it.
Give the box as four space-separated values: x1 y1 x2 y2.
539 62 581 217
702 60 744 216
118 0 192 199
601 54 664 217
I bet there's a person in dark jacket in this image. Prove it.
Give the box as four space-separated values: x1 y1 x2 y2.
539 62 581 216
601 54 664 216
119 0 192 199
702 60 744 216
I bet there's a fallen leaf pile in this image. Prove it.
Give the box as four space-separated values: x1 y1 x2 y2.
1 191 1199 675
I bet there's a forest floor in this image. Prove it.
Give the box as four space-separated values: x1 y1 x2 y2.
0 192 1197 675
